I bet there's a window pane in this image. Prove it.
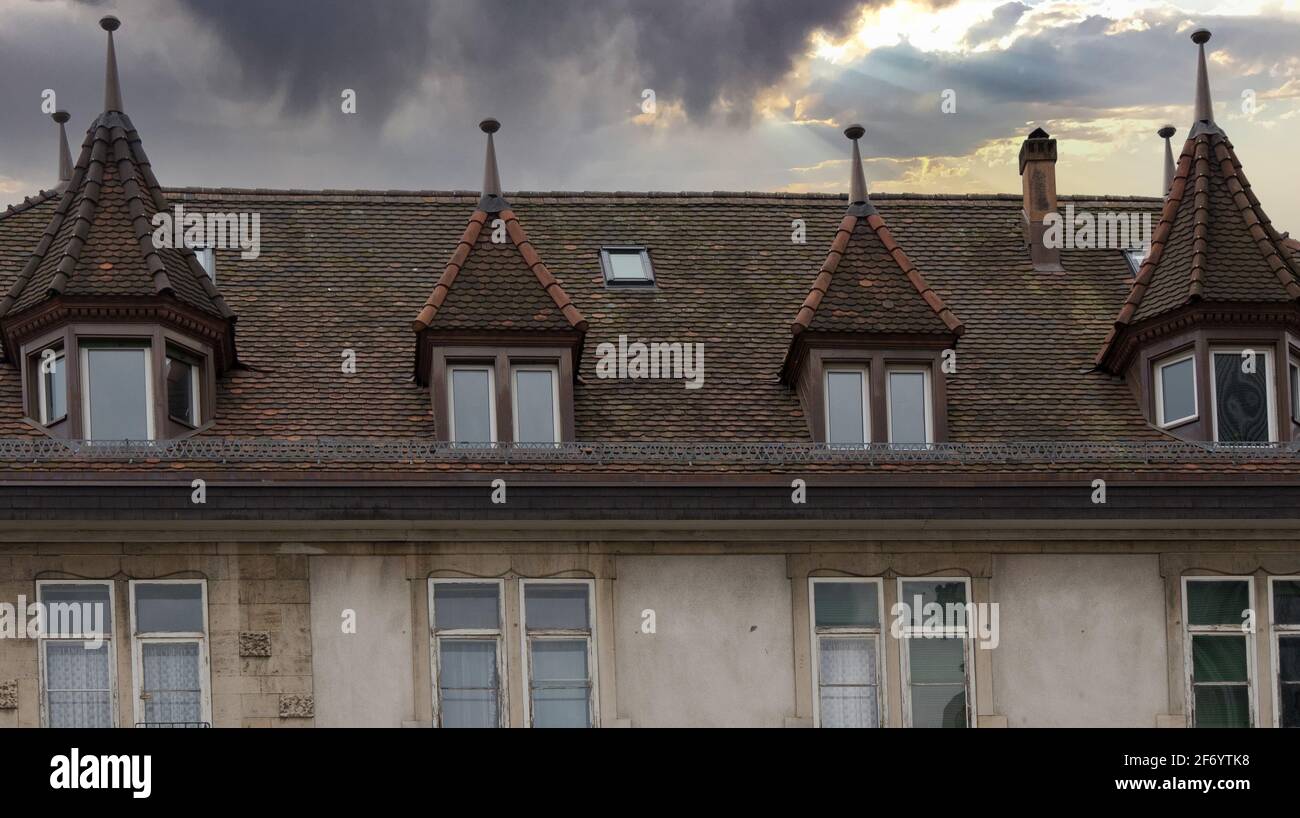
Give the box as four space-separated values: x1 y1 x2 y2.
1281 636 1300 728
814 582 878 628
439 640 499 728
45 642 112 728
820 685 878 729
1214 352 1269 442
450 369 492 443
826 370 865 445
43 353 66 421
39 583 112 637
433 583 499 630
141 642 202 724
1192 635 1248 683
1274 580 1300 625
166 355 196 424
1292 364 1300 424
1193 685 1250 728
900 580 969 608
524 583 589 630
888 370 927 444
134 583 204 633
911 684 967 728
907 637 966 684
530 639 590 728
1159 357 1195 423
819 637 875 685
607 251 647 281
514 369 557 444
1186 580 1249 627
85 347 149 439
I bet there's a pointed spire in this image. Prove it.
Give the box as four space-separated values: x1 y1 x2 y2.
843 124 875 216
477 118 507 213
1158 125 1176 195
101 16 123 113
52 111 72 186
1190 28 1219 136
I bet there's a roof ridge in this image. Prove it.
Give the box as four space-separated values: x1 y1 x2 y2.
0 189 62 220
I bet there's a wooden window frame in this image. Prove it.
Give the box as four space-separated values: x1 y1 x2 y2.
1209 346 1277 443
896 576 975 729
808 577 886 728
128 579 212 728
1181 575 1257 728
1268 576 1300 729
519 578 599 729
430 344 576 443
428 578 508 729
36 579 118 729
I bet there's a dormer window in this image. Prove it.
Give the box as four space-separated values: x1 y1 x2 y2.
887 367 932 445
81 342 154 440
825 367 868 445
511 365 560 444
1154 352 1197 428
1210 348 1274 443
448 365 496 444
37 346 67 425
600 247 654 287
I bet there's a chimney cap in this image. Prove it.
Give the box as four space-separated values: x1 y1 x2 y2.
479 118 500 134
843 124 865 140
1158 125 1176 139
1191 28 1211 45
99 15 121 32
52 110 70 124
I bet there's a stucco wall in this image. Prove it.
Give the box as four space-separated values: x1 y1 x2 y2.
991 554 1168 727
309 555 414 728
613 554 794 727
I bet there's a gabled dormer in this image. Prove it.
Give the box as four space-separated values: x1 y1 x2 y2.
0 18 237 441
782 125 963 446
1097 30 1300 444
412 119 587 444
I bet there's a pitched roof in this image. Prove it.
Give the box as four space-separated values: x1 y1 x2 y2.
1097 30 1300 367
413 121 585 333
790 127 962 339
0 19 232 324
0 188 1162 451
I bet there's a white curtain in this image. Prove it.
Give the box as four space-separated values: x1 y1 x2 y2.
818 637 878 728
45 641 112 728
142 642 202 724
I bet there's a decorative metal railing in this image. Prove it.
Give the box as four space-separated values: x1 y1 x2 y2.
0 437 1298 465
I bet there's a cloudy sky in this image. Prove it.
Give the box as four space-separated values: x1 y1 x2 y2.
3 0 1299 227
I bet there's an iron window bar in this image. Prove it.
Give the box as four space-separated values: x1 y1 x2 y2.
134 721 211 728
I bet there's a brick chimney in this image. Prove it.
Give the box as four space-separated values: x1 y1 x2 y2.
1019 127 1061 272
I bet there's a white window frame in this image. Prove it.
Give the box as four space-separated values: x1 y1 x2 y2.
165 351 202 427
1209 346 1277 443
80 343 155 440
1181 575 1257 728
1268 576 1300 728
36 346 67 425
428 578 507 728
885 365 933 445
510 364 561 445
1154 351 1198 428
128 579 211 728
447 364 496 444
808 577 886 728
36 580 117 729
824 365 869 446
896 576 975 728
194 246 215 283
519 578 599 728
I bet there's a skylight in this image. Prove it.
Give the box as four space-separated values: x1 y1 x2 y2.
601 247 654 286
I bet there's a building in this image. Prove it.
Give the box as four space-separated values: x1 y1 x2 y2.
0 17 1297 729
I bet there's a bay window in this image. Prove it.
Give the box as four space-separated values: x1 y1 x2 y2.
130 580 210 727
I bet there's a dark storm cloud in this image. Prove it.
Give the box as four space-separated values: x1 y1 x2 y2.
172 0 869 124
